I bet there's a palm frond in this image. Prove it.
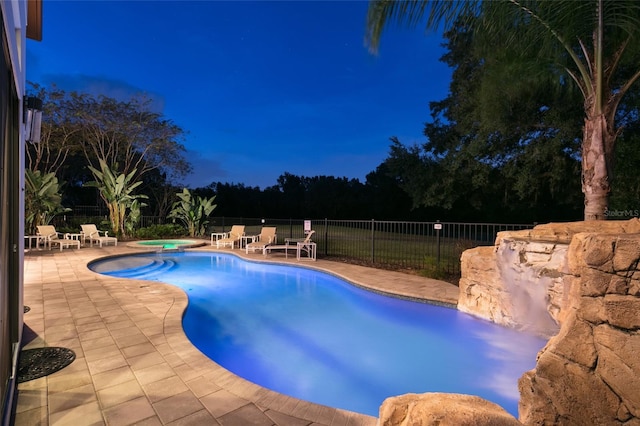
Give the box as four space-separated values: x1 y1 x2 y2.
365 0 480 53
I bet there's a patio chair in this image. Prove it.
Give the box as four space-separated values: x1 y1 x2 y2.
215 225 245 249
36 225 80 251
245 226 277 254
80 224 118 247
265 230 315 260
296 230 317 261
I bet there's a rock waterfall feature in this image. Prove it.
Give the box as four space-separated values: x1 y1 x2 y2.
378 219 640 425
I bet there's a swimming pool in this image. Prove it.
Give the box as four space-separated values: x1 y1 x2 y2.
89 251 547 417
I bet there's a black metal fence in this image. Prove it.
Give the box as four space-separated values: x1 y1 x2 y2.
54 210 533 278
207 217 533 277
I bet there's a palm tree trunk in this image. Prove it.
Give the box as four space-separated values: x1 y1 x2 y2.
582 114 612 220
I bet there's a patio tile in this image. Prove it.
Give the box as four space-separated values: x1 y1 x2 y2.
185 376 221 398
13 406 48 426
48 383 98 414
97 379 145 408
84 344 122 363
173 363 201 382
92 366 137 391
165 409 220 425
133 362 176 385
102 396 156 426
74 314 104 327
80 335 117 350
126 350 166 370
142 375 189 403
49 400 104 426
76 321 108 334
47 369 93 394
200 389 249 418
15 387 47 414
264 409 312 426
218 403 273 426
86 352 128 375
113 332 151 349
122 341 159 358
152 390 204 423
105 319 136 331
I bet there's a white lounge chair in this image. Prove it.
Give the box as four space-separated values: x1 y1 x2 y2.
36 225 81 251
265 230 316 260
245 226 277 254
216 225 245 249
80 224 117 247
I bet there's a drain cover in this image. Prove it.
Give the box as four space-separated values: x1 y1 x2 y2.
18 347 76 383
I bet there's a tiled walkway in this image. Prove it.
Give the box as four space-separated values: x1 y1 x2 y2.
15 243 459 426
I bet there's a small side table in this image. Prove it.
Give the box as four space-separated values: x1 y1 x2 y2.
65 233 83 244
297 241 317 261
241 235 258 249
210 232 227 246
24 235 45 251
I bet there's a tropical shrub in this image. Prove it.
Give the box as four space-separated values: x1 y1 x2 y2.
125 199 147 236
85 159 148 237
24 169 70 235
134 224 185 239
168 188 217 237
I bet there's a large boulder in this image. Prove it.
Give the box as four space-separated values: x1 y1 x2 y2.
378 393 522 426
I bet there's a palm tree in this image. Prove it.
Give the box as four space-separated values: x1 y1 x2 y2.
366 0 640 220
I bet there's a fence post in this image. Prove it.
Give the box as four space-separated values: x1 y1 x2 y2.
324 218 328 256
371 219 375 263
435 220 442 270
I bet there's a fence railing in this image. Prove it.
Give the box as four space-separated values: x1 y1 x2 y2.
204 217 533 277
54 213 534 278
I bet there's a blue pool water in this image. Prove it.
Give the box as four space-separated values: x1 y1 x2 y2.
90 252 547 417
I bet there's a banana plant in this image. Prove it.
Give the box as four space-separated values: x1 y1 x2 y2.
125 198 148 236
85 159 148 237
24 169 71 235
168 188 217 237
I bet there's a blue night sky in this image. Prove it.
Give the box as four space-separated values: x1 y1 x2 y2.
26 1 451 189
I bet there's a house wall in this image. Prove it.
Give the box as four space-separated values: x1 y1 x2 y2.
0 2 27 424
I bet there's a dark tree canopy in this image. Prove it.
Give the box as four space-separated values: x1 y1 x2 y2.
27 83 191 216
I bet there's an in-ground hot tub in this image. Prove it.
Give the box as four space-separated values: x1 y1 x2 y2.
126 239 206 250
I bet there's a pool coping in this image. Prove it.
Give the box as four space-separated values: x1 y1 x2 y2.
18 243 460 425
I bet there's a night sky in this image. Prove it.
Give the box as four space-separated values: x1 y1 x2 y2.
27 1 451 189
